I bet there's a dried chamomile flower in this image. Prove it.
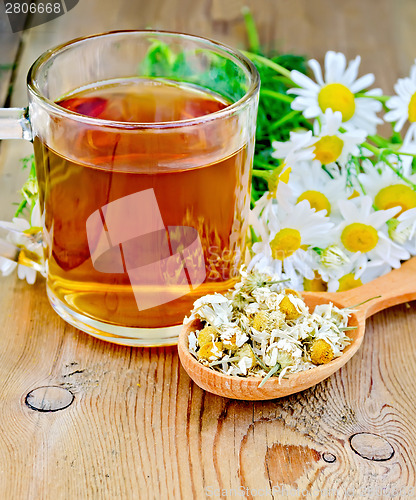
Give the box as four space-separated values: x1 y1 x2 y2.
197 341 223 361
252 310 270 331
186 268 352 382
236 343 257 368
237 268 274 294
221 324 247 352
197 325 217 347
310 339 334 364
269 310 285 329
279 295 302 320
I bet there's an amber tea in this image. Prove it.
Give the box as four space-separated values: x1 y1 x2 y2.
34 78 252 336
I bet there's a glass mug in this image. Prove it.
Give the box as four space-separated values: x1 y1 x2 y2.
0 31 259 346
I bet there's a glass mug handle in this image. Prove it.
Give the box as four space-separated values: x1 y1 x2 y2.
0 107 45 276
0 107 32 140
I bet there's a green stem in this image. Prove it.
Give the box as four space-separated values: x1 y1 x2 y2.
384 158 416 188
243 51 294 80
258 362 282 387
363 142 416 188
362 142 379 156
252 169 270 179
253 159 278 170
242 7 260 54
269 109 301 131
271 75 296 86
344 296 382 310
260 88 294 103
14 199 27 218
367 134 392 148
355 93 391 103
322 165 335 179
393 151 416 158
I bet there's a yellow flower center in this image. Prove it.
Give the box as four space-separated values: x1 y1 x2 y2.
408 92 416 122
348 189 360 200
313 135 344 164
297 190 331 215
310 339 334 365
268 164 291 198
270 228 301 260
337 273 363 292
23 226 43 235
252 311 270 331
303 272 327 291
318 83 356 122
374 184 416 217
341 223 379 253
279 296 301 320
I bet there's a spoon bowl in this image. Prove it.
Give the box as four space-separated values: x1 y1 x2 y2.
178 256 416 400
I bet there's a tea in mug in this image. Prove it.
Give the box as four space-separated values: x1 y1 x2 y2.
34 78 252 330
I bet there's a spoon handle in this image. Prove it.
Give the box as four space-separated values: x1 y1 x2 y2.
333 256 416 319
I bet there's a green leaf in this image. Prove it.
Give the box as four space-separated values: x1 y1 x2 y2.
258 362 281 388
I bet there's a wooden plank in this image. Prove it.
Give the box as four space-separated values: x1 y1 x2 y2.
0 4 22 106
1 0 416 498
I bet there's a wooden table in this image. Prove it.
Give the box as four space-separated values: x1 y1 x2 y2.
1 1 416 498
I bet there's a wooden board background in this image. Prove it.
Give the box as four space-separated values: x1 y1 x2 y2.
1 1 416 498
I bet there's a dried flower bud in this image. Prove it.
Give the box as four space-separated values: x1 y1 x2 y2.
197 326 217 347
252 310 269 331
279 296 302 320
197 341 223 361
310 339 334 365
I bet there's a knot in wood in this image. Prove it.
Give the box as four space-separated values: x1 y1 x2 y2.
25 386 74 412
322 452 336 463
349 432 394 461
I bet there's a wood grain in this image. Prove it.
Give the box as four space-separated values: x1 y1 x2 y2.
1 0 416 498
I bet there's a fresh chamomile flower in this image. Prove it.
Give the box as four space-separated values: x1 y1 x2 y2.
323 250 394 292
289 160 348 217
272 110 367 170
397 126 416 170
323 252 370 292
336 196 410 270
0 203 42 285
248 200 335 283
312 109 367 165
357 160 416 216
271 130 316 165
385 60 416 133
250 178 295 242
397 207 416 239
288 51 383 134
387 208 416 255
0 255 17 277
320 245 351 270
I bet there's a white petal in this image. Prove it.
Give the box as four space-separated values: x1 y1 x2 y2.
308 59 325 86
290 70 320 91
342 56 361 86
325 52 346 83
350 73 375 93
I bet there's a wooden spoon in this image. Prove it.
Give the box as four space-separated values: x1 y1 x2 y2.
178 256 416 400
